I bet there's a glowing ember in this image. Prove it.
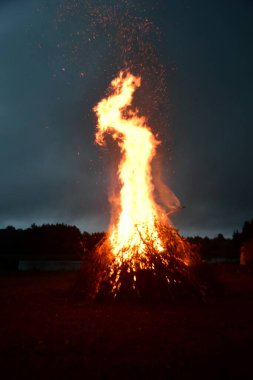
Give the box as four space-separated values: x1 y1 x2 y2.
94 70 168 262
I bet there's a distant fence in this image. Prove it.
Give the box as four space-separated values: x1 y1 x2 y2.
18 260 81 272
206 258 239 264
0 256 240 273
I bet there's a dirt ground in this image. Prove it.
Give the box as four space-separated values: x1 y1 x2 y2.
0 265 253 380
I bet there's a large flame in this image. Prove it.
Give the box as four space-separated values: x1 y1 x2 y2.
89 70 201 301
94 71 172 263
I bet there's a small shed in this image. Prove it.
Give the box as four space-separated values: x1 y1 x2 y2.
240 239 253 266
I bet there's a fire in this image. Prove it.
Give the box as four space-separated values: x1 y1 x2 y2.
87 70 202 302
94 71 169 264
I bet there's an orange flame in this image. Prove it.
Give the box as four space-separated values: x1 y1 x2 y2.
94 71 170 263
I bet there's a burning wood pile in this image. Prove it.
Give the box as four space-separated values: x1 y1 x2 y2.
85 223 208 302
79 70 211 303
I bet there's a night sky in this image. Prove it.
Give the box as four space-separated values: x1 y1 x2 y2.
0 0 252 237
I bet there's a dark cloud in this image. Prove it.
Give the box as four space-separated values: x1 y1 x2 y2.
0 0 252 236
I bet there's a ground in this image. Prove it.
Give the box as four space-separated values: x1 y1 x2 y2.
0 265 253 380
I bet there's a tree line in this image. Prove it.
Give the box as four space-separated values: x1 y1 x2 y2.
0 219 252 268
188 219 253 261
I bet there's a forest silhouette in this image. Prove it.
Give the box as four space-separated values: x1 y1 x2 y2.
0 220 253 271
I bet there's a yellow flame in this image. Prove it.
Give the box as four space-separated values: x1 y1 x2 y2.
94 71 167 262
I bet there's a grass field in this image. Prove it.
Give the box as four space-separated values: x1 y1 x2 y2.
0 265 253 379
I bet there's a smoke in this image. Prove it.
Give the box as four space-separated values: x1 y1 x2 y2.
153 162 182 216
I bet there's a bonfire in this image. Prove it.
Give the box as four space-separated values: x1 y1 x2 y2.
84 70 207 302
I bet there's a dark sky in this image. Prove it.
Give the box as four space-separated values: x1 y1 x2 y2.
0 0 252 237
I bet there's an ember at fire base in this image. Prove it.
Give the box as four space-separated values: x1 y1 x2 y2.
85 224 209 303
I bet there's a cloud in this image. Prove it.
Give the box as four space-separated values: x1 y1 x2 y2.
0 0 253 236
